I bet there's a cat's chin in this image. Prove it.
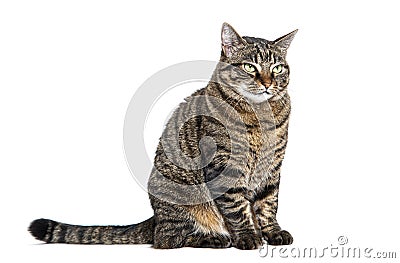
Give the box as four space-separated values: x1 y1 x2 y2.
237 89 272 104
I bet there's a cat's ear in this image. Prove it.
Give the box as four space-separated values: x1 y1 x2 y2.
273 29 298 53
221 23 246 58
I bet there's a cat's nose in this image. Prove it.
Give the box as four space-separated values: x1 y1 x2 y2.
263 82 272 88
261 74 272 87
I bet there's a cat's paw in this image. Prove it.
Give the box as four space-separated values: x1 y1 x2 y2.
233 232 263 250
184 233 231 248
264 230 293 245
197 236 231 248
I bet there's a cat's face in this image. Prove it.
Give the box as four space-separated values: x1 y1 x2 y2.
220 23 297 103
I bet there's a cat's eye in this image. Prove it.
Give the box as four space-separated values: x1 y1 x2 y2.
272 65 283 74
242 63 257 74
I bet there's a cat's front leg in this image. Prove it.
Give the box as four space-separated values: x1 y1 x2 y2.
254 183 293 245
214 189 262 250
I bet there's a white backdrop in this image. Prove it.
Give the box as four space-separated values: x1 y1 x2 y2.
1 0 399 262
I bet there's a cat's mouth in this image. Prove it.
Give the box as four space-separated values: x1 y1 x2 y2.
257 87 287 100
255 86 281 97
237 84 286 103
265 87 278 95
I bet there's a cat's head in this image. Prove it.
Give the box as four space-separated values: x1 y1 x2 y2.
219 23 297 102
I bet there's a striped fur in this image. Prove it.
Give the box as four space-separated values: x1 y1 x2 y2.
29 23 297 249
29 218 154 244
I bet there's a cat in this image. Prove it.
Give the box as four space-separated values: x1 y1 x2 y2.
29 23 297 250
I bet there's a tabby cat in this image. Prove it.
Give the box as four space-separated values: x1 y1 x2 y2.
29 23 297 250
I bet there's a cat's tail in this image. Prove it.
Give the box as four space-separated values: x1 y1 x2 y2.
28 217 155 244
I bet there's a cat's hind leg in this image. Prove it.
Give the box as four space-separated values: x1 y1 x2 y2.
152 204 231 249
153 219 231 249
152 217 192 249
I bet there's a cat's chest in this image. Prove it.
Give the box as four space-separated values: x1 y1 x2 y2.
244 124 274 176
242 104 290 193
